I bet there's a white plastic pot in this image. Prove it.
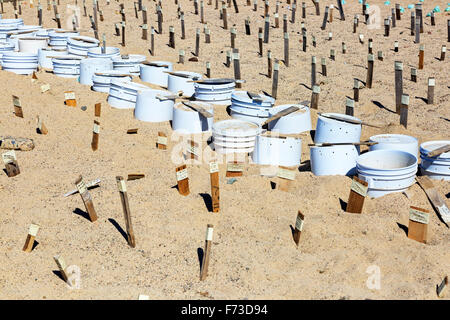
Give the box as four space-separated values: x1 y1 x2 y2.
369 134 418 159
112 54 146 75
79 58 113 85
38 47 68 69
419 140 450 181
134 89 175 122
52 55 83 78
310 144 360 176
194 79 235 104
252 134 302 167
212 119 261 154
167 71 202 97
107 79 151 109
87 46 120 59
268 104 312 134
92 70 132 93
18 37 48 54
0 41 15 65
229 91 275 125
48 30 79 49
67 36 99 56
172 101 214 133
139 61 173 87
1 51 38 75
314 113 362 143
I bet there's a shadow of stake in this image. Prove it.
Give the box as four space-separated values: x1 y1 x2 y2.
397 222 408 236
108 218 128 243
197 247 204 273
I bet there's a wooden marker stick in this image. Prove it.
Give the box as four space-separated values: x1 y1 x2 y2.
291 2 296 23
395 4 401 20
441 45 446 61
91 120 99 151
311 56 316 87
313 0 320 15
64 91 76 107
94 103 101 117
116 176 136 248
277 166 296 192
195 28 200 56
180 12 185 39
346 176 368 214
411 67 417 82
418 45 424 70
408 206 429 244
121 21 126 47
12 95 23 118
384 18 390 37
302 30 307 52
394 40 399 53
330 49 336 61
427 77 435 105
437 276 448 298
366 54 374 89
345 98 354 117
302 2 306 19
53 255 68 282
150 27 155 55
353 79 359 102
176 165 190 196
263 15 270 43
321 6 328 30
222 4 228 29
200 224 213 280
394 61 403 114
230 27 236 49
368 38 372 54
283 14 287 33
157 132 167 149
411 12 415 36
416 176 450 228
310 85 320 109
272 59 279 99
415 17 420 43
399 94 409 129
23 224 39 253
210 162 220 213
284 32 289 67
275 13 279 28
2 150 20 177
205 27 211 43
258 27 263 56
75 175 98 222
169 26 175 48
267 50 272 77
233 49 242 88
321 58 327 77
391 8 396 28
378 51 384 61
37 116 48 135
293 211 304 246
245 17 251 35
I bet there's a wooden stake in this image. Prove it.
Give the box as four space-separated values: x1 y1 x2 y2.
345 98 354 117
169 26 175 48
195 28 200 56
342 42 346 54
209 162 220 213
394 61 403 114
233 49 242 88
277 166 296 192
245 17 251 35
263 15 270 43
157 132 167 149
391 8 396 28
2 150 20 177
53 255 68 282
353 79 359 102
427 77 435 105
230 27 236 49
408 206 429 244
283 14 287 33
116 176 136 248
399 94 409 129
12 95 23 118
378 51 383 61
302 30 307 52
291 2 296 23
337 0 344 20
23 224 39 253
346 176 368 214
418 45 424 70
293 211 304 246
272 59 279 99
258 27 263 56
441 45 446 61
176 165 190 196
411 12 415 36
91 120 99 151
321 57 327 77
368 38 372 54
75 175 98 222
411 67 417 82
366 54 374 89
330 49 335 61
416 176 450 228
313 0 320 15
321 6 328 30
394 40 399 52
384 18 390 37
415 17 420 43
226 161 243 177
150 27 155 55
311 56 316 87
302 2 306 18
284 32 289 67
205 27 211 43
180 12 185 39
267 50 272 77
395 3 401 20
200 224 213 280
222 4 228 29
310 85 320 109
37 116 48 135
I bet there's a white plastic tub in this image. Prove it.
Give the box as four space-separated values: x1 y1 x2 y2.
107 79 151 109
268 104 312 134
52 55 83 78
92 70 132 93
18 37 48 54
229 91 275 125
1 51 38 75
134 89 175 122
87 46 120 59
314 113 362 143
38 47 68 69
67 36 99 56
139 61 173 87
48 30 79 49
79 58 113 85
310 144 360 176
212 119 262 154
194 79 236 104
112 54 146 75
167 71 202 97
172 101 214 133
252 134 302 167
419 140 450 181
369 134 418 159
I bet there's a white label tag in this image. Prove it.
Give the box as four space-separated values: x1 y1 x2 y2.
188 145 199 156
54 256 66 271
65 92 76 100
176 168 188 181
436 204 450 223
41 84 51 93
93 123 100 134
351 179 368 197
209 162 219 174
277 168 296 180
138 295 150 300
206 227 213 241
142 24 148 30
28 224 40 237
13 97 21 107
409 208 429 225
227 163 243 172
295 215 304 231
428 78 436 86
76 180 88 195
157 136 167 145
2 150 16 164
117 180 127 192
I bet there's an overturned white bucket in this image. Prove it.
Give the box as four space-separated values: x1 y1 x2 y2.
252 134 302 167
1 51 38 75
310 144 360 176
140 61 173 87
52 55 83 78
230 91 275 125
87 46 120 59
268 104 312 134
67 36 99 56
212 119 262 154
314 113 362 143
135 89 175 122
419 140 450 181
112 54 146 75
79 58 113 85
172 101 214 133
38 47 68 69
369 134 418 159
357 149 418 198
194 79 236 104
167 71 202 97
107 79 151 109
18 37 48 54
92 70 132 93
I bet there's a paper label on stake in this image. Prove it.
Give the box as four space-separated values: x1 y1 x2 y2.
351 179 368 197
142 24 148 29
227 163 243 172
209 162 219 174
277 167 295 181
28 224 40 237
157 136 167 145
65 92 75 100
436 204 450 223
93 123 100 134
2 150 16 164
188 145 199 156
117 180 127 192
409 208 429 225
176 168 188 181
13 97 21 107
428 78 435 86
76 180 88 195
295 215 304 231
54 256 66 271
41 84 50 93
206 227 213 241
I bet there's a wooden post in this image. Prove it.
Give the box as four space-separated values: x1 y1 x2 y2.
416 176 450 228
176 165 190 196
232 0 239 13
37 116 48 135
272 59 279 99
195 28 200 56
275 13 279 28
178 49 185 64
441 45 446 61
169 26 175 48
283 14 287 33
116 176 136 248
399 94 409 129
321 57 327 77
427 77 435 105
418 45 424 70
226 161 243 177
391 8 396 28
337 0 344 21
2 150 20 177
258 27 263 56
408 206 429 244
368 38 372 54
394 40 399 53
384 18 390 37
225 51 231 67
64 91 77 107
448 20 450 42
230 27 236 49
378 50 383 61
53 255 68 282
209 162 220 213
253 0 257 11
284 32 289 67
310 85 320 109
200 224 213 280
345 98 354 116
205 62 211 78
302 2 306 19
411 11 415 36
313 0 320 16
416 3 423 33
415 17 420 43
75 175 98 222
200 1 205 23
353 79 359 102
410 67 417 83
346 176 368 214
293 211 304 246
291 2 296 24
330 49 335 61
150 27 155 56
23 223 39 253
222 4 228 29
366 54 374 89
245 17 251 35
121 21 126 46
263 15 270 43
342 42 346 54
329 4 333 22
157 132 167 149
157 8 163 34
311 56 316 87
12 95 23 118
321 6 328 30
180 12 186 39
267 50 272 77
264 0 269 16
205 27 211 43
302 30 307 52
142 7 148 40
353 16 357 33
395 3 401 20
233 49 241 89
394 61 403 114
91 120 99 151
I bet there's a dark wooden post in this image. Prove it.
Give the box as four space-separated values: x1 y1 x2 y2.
230 27 236 49
142 6 148 40
321 57 327 76
75 175 98 222
411 11 415 36
222 4 228 29
116 176 136 248
233 49 242 88
179 49 185 64
321 6 328 30
391 8 396 28
353 79 359 102
345 98 354 116
206 62 211 78
427 77 435 105
337 0 344 20
416 3 423 33
394 40 399 52
311 56 316 87
394 61 403 114
195 28 200 56
205 27 211 43
415 16 420 43
200 224 213 280
310 85 320 109
263 15 270 43
399 94 409 128
395 3 401 20
411 67 417 82
284 32 289 67
346 176 368 214
377 50 383 61
180 12 186 39
209 162 220 212
291 2 296 23
384 18 390 37
302 2 306 19
314 0 320 15
441 45 446 61
302 30 307 52
418 44 424 69
283 14 288 33
150 27 155 55
366 54 374 89
272 59 279 98
368 38 373 54
267 50 272 77
245 17 251 35
258 27 263 56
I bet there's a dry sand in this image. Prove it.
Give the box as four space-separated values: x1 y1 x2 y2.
0 0 448 300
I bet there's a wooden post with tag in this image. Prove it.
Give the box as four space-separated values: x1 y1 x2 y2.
346 176 368 214
437 276 448 298
267 50 272 77
94 103 101 117
226 161 243 177
210 162 220 213
418 45 424 70
91 120 99 151
366 54 374 89
2 150 20 177
310 85 320 109
233 49 242 88
345 98 354 117
157 132 167 149
54 255 68 282
293 211 304 246
12 95 23 118
200 224 213 281
277 166 295 192
353 79 359 102
64 91 77 107
284 32 289 67
116 176 136 248
37 116 48 135
400 94 409 129
395 61 403 114
272 59 279 99
427 77 435 105
23 224 39 253
176 165 190 196
408 206 429 244
75 175 98 222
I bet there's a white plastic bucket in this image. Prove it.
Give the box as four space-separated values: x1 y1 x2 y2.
229 91 275 125
112 54 146 75
48 30 79 49
107 79 151 109
67 36 99 56
79 58 113 85
0 41 15 65
92 70 132 93
310 145 360 176
252 134 302 167
369 134 418 159
38 47 68 69
194 79 236 104
18 37 48 54
52 55 83 78
268 104 312 134
357 150 418 198
212 119 261 154
167 71 202 97
314 113 362 143
1 51 38 75
139 61 173 87
419 140 450 181
87 46 120 59
134 89 175 122
172 101 214 133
